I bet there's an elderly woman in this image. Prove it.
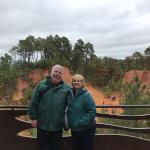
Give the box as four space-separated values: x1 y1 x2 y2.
67 74 96 150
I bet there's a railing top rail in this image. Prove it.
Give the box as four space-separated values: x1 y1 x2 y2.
0 105 28 110
96 113 150 120
1 104 150 109
0 105 28 107
96 105 150 108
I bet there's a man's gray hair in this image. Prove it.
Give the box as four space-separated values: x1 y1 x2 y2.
51 64 64 73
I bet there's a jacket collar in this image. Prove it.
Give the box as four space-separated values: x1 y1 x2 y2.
72 87 87 98
45 76 64 87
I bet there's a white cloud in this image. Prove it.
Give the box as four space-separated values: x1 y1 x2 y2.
0 0 150 58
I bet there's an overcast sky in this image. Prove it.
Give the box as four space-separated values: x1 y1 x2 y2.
0 0 150 59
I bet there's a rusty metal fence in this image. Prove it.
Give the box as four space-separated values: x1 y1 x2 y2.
0 105 150 150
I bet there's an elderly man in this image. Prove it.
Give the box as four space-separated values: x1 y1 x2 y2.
28 64 70 150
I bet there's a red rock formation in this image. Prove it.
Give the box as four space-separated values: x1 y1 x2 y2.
12 67 123 113
123 70 150 88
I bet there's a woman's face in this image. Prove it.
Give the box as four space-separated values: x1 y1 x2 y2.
72 77 83 89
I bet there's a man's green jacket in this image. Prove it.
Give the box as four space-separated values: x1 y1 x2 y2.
28 77 69 131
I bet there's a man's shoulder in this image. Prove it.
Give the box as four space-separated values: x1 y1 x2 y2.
37 78 48 89
62 82 71 90
38 78 44 82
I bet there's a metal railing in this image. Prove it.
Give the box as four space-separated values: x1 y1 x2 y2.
96 105 150 134
0 105 150 150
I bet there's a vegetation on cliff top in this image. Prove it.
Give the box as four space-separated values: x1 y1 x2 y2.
0 34 150 103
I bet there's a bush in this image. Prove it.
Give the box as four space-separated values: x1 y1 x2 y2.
22 87 33 104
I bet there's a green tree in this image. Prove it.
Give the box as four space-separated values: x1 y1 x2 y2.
83 42 95 78
0 54 16 100
71 39 85 72
43 35 55 60
59 36 72 66
120 77 145 115
10 35 36 63
88 57 110 86
144 46 150 69
131 52 144 70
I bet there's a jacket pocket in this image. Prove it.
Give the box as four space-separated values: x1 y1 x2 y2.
37 108 48 125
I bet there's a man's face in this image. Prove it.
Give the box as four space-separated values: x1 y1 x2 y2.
51 66 63 84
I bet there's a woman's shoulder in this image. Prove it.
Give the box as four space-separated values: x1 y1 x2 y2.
81 88 90 95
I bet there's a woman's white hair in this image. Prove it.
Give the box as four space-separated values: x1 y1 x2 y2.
71 74 85 85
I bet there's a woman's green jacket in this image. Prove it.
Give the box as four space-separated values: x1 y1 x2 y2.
67 88 96 131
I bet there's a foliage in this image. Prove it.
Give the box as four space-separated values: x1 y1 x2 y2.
102 86 113 98
108 77 122 91
0 54 17 100
33 59 52 69
97 77 150 139
8 34 150 88
71 39 95 78
102 77 122 97
21 87 33 105
119 76 150 118
0 34 150 104
121 77 142 103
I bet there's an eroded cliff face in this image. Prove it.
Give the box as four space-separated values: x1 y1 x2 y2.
123 70 150 88
12 67 108 104
12 68 49 102
12 68 73 102
12 68 150 112
12 67 121 113
12 78 29 102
